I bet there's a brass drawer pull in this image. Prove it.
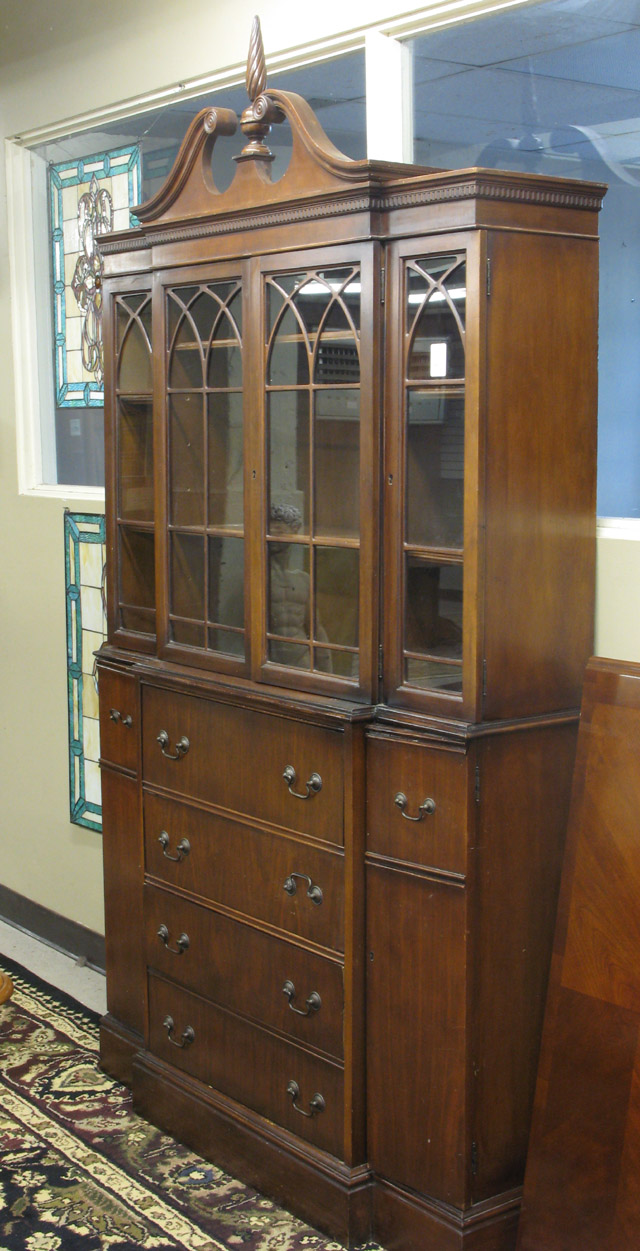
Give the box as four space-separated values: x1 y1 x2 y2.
286 1079 325 1118
163 1015 195 1049
283 873 323 906
282 979 322 1017
157 924 189 955
158 831 191 862
109 708 132 728
394 792 436 822
157 730 190 761
283 765 322 800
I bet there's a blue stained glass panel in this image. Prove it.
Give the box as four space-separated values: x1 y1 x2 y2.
50 145 141 408
64 511 107 832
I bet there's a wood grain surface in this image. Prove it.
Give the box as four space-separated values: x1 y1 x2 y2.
517 658 640 1250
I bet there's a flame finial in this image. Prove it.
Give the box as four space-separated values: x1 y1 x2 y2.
246 16 267 103
237 15 283 164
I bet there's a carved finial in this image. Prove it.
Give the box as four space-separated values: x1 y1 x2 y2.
237 16 283 165
246 16 267 102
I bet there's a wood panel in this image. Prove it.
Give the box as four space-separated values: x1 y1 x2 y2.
517 658 640 1250
482 231 598 721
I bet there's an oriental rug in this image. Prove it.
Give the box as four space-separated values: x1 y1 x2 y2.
0 958 354 1251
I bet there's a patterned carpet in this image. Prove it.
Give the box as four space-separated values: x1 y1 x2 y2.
0 958 353 1251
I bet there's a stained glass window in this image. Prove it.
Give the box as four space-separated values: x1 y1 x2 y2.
50 146 141 408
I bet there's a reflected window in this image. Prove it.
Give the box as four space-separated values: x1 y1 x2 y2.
407 0 640 516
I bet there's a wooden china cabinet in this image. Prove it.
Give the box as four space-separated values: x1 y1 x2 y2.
97 22 605 1251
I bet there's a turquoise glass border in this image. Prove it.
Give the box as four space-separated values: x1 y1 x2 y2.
64 511 107 832
50 145 141 408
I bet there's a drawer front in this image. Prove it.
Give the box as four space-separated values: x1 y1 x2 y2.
144 791 344 952
145 885 344 1058
366 736 470 874
98 666 138 772
148 973 344 1158
142 686 344 845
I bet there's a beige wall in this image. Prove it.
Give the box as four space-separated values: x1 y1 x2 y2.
596 533 640 661
1 0 637 941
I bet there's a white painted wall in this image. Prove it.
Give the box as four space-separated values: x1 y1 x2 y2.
0 0 636 939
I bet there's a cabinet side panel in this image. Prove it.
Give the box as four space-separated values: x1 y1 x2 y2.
101 766 145 1037
482 231 598 719
471 722 577 1200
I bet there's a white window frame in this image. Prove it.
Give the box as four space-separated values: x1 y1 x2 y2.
6 0 540 501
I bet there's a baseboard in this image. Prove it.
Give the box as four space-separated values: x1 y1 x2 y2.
0 884 105 972
100 1013 143 1086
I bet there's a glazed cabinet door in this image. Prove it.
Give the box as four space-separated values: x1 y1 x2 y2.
158 265 248 674
252 244 381 701
104 279 156 652
153 246 380 698
383 233 485 720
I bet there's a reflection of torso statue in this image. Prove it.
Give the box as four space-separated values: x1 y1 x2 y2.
269 549 312 668
269 504 331 672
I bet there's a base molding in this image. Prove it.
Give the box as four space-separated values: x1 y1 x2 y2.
132 1052 373 1246
372 1177 521 1251
99 1014 143 1087
99 1024 522 1251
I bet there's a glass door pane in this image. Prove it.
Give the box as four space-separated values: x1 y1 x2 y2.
114 291 155 640
406 391 464 549
166 278 245 662
402 253 466 696
404 556 463 693
265 265 362 683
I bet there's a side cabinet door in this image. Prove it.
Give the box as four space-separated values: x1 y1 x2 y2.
366 862 468 1208
101 766 145 1037
382 232 484 722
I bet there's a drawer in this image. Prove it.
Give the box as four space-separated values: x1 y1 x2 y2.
145 884 344 1058
366 735 471 874
144 791 344 952
98 666 138 772
148 972 344 1158
142 685 344 845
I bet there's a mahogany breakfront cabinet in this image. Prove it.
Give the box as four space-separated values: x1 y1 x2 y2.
97 29 605 1251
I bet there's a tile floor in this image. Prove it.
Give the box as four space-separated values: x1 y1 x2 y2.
0 917 107 1014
